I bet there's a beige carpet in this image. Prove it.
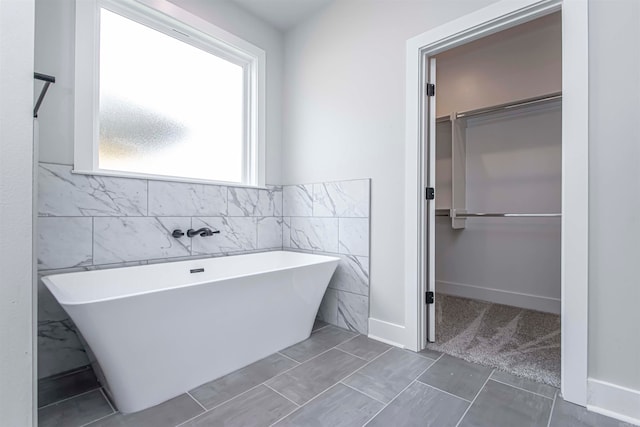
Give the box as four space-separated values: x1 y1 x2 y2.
426 294 561 387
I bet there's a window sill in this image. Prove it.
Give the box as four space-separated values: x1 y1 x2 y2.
71 168 271 190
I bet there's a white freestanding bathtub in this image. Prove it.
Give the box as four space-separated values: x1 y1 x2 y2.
42 251 339 413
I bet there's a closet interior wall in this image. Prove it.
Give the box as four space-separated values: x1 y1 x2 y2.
434 12 562 314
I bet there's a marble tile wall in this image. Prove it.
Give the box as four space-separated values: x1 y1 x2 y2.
37 163 372 379
282 179 371 335
37 162 283 378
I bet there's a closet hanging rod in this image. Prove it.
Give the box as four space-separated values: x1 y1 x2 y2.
34 72 56 118
455 91 562 120
435 212 560 218
456 212 561 218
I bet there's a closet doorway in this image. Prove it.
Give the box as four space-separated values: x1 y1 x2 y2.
426 12 562 387
404 0 589 406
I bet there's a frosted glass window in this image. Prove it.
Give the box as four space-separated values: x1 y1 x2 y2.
98 8 245 183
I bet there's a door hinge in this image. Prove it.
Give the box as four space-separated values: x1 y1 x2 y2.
426 291 434 304
425 187 435 200
426 83 435 97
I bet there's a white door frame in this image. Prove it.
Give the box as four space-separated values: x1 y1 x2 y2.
403 0 589 405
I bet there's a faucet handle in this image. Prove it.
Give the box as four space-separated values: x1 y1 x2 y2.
172 229 185 238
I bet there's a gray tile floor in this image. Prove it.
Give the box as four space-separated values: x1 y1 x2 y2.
38 322 635 427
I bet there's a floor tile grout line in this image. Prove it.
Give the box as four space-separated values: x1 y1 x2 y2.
339 381 387 405
263 383 301 407
488 377 556 400
189 382 266 420
333 346 370 362
36 384 103 410
280 328 356 364
546 390 559 427
190 340 359 419
454 369 495 427
276 351 302 365
341 346 395 379
311 323 332 333
332 332 362 349
186 391 208 412
278 342 349 371
174 383 267 427
266 383 341 427
415 350 442 361
269 352 390 427
78 411 116 427
362 361 437 427
37 387 105 410
74 389 116 427
268 344 396 426
175 410 205 427
99 388 117 414
417 381 473 403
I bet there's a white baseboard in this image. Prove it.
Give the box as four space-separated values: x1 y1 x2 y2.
368 318 405 348
587 378 640 425
436 280 561 314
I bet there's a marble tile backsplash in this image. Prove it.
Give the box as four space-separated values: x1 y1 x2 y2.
282 179 371 336
37 162 371 379
37 163 283 270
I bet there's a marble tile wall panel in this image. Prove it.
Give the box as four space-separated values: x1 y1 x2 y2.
283 179 371 335
329 255 369 296
313 180 370 217
38 275 74 323
38 217 93 270
39 164 147 216
290 217 339 252
228 187 282 217
257 217 283 250
93 217 191 264
283 185 313 216
282 217 292 248
38 319 90 378
191 217 257 255
317 288 338 325
337 291 369 333
267 186 283 217
148 181 227 216
338 218 370 257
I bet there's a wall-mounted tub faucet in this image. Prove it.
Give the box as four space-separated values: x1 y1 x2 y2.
187 227 220 237
172 229 185 238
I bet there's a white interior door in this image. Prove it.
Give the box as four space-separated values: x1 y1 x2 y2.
426 56 437 343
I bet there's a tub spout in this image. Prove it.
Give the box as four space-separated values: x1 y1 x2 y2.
187 227 220 237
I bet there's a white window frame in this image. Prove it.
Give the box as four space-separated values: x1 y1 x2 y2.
74 0 266 187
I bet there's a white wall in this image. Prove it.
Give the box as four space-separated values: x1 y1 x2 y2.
0 0 35 425
434 13 562 313
588 0 640 393
35 0 284 184
435 12 562 116
281 0 500 326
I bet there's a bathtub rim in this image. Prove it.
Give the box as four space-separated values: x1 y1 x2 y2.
42 250 341 306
